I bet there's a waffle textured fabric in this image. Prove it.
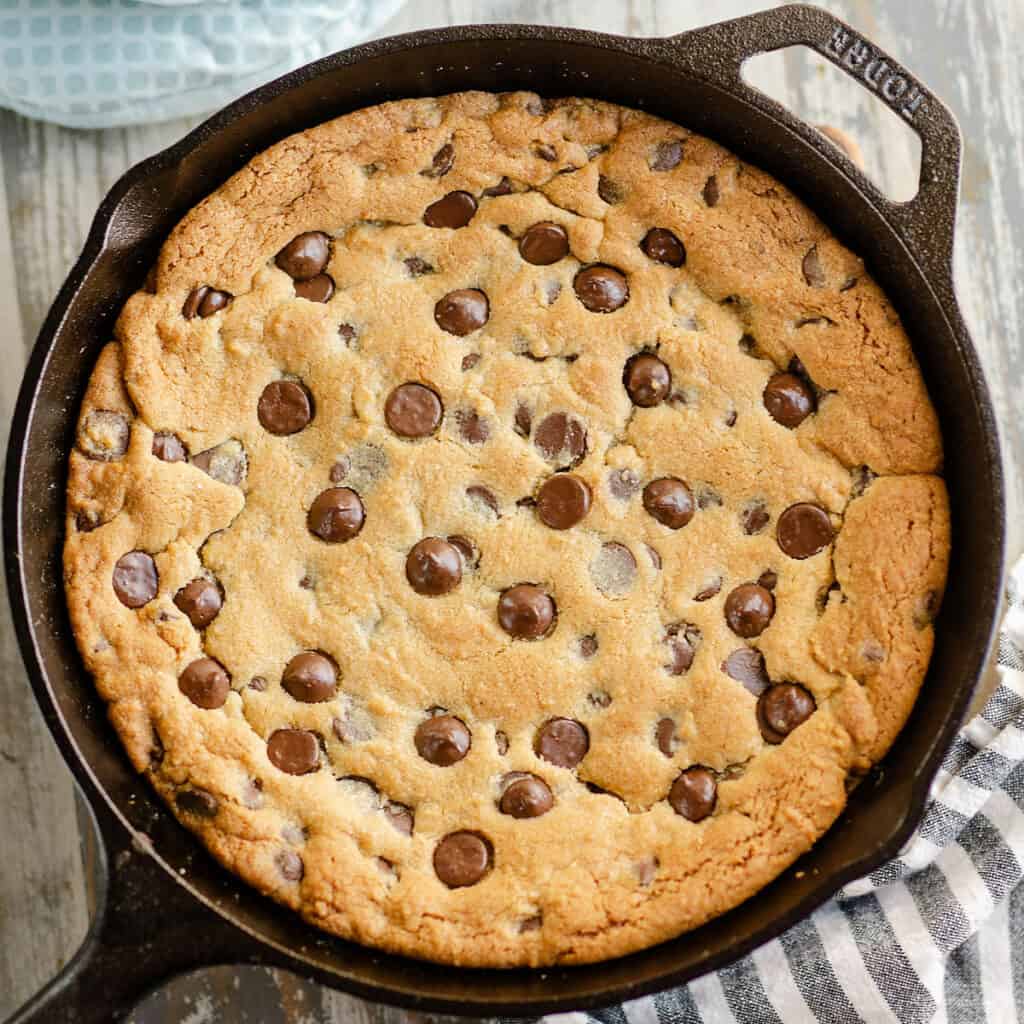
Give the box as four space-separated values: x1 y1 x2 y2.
0 0 405 129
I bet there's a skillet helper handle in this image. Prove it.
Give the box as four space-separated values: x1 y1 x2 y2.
5 786 269 1024
667 2 963 284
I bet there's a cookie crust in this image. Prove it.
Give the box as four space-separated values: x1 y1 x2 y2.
64 92 949 967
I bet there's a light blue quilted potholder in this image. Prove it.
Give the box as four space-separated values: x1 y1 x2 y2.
0 0 408 129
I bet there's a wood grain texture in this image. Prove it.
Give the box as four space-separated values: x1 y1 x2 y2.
0 1 1019 1020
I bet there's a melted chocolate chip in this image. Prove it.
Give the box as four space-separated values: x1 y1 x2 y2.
643 477 695 529
624 353 672 407
650 139 684 171
758 683 816 743
79 410 130 461
519 222 570 265
466 484 500 517
415 715 471 766
482 176 513 197
173 578 222 629
447 534 478 570
597 175 624 204
178 658 230 709
758 569 779 591
294 273 335 303
385 382 443 438
423 143 454 178
695 577 722 601
656 717 678 757
703 175 720 206
307 487 365 543
641 228 686 267
536 474 592 530
495 730 510 755
267 728 320 775
276 849 304 882
456 408 490 444
434 831 491 887
191 440 246 486
777 503 834 559
461 352 481 371
669 767 716 821
763 372 816 428
282 651 337 703
722 648 770 695
275 231 330 280
182 286 231 319
534 718 589 768
724 584 776 638
498 584 556 640
176 788 219 818
112 551 158 608
404 256 434 277
434 289 489 335
741 500 771 535
406 538 463 596
591 542 637 597
385 802 414 835
514 403 532 438
608 467 641 500
424 190 478 228
578 634 599 659
574 265 629 313
802 246 826 287
152 432 187 462
258 380 313 435
533 143 557 161
665 623 701 675
338 323 357 345
534 412 587 468
500 775 554 818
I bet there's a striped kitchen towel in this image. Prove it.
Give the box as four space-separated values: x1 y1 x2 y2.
541 553 1024 1024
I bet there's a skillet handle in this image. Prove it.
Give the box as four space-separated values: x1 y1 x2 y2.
666 2 963 283
4 785 272 1024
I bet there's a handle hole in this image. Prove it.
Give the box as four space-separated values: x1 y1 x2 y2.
741 46 921 203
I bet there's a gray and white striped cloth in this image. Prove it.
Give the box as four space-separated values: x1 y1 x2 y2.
541 554 1024 1024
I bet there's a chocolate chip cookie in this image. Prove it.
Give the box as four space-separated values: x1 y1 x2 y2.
64 92 949 967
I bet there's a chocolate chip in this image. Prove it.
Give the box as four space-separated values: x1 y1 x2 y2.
514 403 532 438
466 484 500 517
182 286 231 319
498 584 556 639
434 289 489 335
112 551 158 608
533 143 557 161
500 775 553 818
249 676 268 692
178 657 230 709
455 408 490 444
258 380 313 436
535 718 589 768
415 714 471 766
851 464 877 497
695 577 722 601
276 849 304 882
802 246 826 287
591 542 637 597
294 273 335 303
643 477 695 529
578 634 598 659
741 500 771 535
482 176 513 197
697 486 722 510
536 474 592 530
385 802 414 835
519 913 543 932
338 323 357 345
494 730 510 756
79 410 130 461
519 222 570 265
722 648 770 695
758 569 779 590
329 458 349 484
763 372 815 428
641 228 686 267
447 534 478 570
434 831 491 887
176 788 219 818
423 143 454 178
665 623 701 675
703 175 720 206
724 583 775 638
588 690 612 709
777 503 834 559
173 578 222 629
656 717 677 757
534 412 587 467
404 256 434 277
406 538 463 596
574 265 629 313
597 175 624 204
608 468 641 500
307 487 365 543
623 353 672 407
267 728 320 775
461 352 481 371
191 440 246 486
668 767 716 821
424 190 478 228
152 432 187 462
282 651 337 703
275 232 331 280
650 139 684 171
758 683 816 743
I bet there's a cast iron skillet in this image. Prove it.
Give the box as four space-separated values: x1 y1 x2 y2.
3 5 1005 1021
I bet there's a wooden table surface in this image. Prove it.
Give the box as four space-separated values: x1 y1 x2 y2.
1 1 1021 1020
